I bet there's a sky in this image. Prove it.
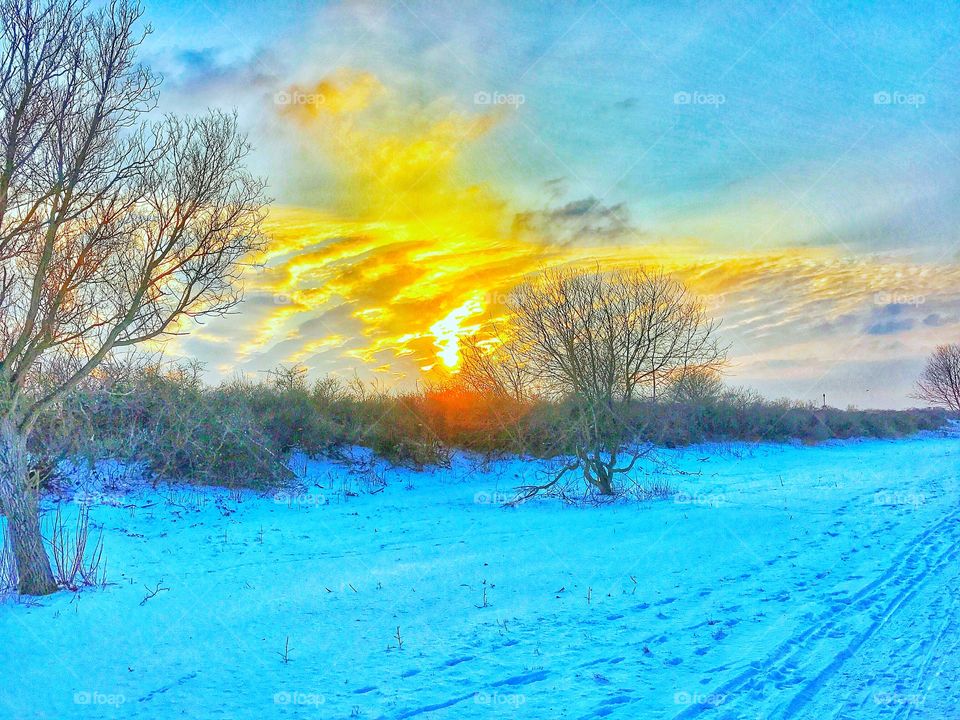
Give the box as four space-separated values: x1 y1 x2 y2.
139 0 959 408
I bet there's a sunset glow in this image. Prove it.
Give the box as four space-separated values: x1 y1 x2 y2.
7 2 960 711
148 0 960 408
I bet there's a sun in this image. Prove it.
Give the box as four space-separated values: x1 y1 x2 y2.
429 297 484 369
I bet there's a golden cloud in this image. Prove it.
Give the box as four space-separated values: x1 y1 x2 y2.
215 70 960 385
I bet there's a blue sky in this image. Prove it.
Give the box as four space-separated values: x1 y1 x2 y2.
136 1 960 407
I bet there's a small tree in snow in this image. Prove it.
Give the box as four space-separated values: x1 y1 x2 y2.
496 266 725 498
916 344 960 412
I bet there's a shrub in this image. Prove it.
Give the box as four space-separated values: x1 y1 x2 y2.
28 360 952 489
43 361 293 489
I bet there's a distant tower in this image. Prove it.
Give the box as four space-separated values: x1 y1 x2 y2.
822 393 826 408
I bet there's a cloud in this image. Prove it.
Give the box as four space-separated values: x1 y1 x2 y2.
512 197 634 246
867 318 915 335
165 67 960 403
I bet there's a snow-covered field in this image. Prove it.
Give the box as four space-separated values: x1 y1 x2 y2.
2 436 959 719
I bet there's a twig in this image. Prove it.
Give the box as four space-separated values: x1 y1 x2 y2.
277 636 293 663
140 581 169 606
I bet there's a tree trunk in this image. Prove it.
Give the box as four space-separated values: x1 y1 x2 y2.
0 420 57 596
595 463 614 495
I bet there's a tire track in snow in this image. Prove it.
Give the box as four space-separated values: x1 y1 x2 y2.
671 509 960 720
892 590 959 720
896 602 960 720
387 669 550 719
799 536 960 720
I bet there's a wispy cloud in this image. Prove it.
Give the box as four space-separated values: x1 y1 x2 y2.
150 0 960 407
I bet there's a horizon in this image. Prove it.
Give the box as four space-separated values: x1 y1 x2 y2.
142 0 958 409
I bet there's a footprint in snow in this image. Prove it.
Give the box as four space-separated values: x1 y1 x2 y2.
443 656 474 668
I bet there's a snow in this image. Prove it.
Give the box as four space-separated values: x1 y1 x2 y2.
2 436 959 718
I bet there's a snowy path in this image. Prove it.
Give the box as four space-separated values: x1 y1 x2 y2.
675 506 960 719
1 436 958 719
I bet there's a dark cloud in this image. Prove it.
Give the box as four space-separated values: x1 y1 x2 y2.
923 313 950 327
866 303 914 335
867 319 914 335
159 46 281 97
177 48 219 75
512 196 635 246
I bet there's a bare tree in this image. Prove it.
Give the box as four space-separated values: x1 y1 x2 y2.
0 0 268 594
916 344 960 412
500 266 724 498
457 327 536 403
665 366 724 404
508 266 724 404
